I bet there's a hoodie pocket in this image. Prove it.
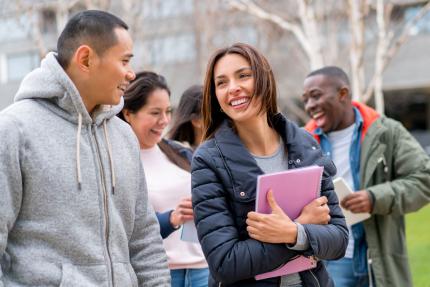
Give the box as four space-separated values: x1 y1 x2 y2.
118 262 139 287
59 263 108 287
59 263 138 287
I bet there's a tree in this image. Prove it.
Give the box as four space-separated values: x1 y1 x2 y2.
364 0 430 113
226 0 430 114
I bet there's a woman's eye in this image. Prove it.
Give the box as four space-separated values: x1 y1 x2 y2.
216 80 226 87
240 73 251 78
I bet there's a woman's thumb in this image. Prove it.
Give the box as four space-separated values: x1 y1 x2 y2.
267 189 283 214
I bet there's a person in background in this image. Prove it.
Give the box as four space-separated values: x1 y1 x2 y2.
302 66 430 287
168 84 204 151
191 42 348 287
0 10 170 286
120 71 209 287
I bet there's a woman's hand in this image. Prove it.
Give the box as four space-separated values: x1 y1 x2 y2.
170 197 194 227
246 190 298 244
295 196 330 225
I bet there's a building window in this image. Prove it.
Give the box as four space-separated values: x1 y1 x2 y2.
6 52 39 82
145 33 196 65
40 8 57 34
212 26 258 47
393 4 430 35
143 0 193 19
0 16 32 42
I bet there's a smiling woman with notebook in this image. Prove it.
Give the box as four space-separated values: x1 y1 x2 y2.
190 43 348 287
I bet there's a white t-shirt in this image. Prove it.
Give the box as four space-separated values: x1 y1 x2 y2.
328 123 356 259
140 145 207 269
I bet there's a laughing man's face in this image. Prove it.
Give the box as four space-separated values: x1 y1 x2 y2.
302 74 347 133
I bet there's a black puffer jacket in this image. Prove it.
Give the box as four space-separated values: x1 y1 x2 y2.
191 114 348 287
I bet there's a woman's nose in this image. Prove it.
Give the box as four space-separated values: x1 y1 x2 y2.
159 112 171 125
228 81 240 95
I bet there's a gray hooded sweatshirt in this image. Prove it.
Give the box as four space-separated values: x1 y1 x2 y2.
0 53 170 286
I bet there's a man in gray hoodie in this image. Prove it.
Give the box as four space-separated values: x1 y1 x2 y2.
0 10 170 287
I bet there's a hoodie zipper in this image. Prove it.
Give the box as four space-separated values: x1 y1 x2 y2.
92 125 114 287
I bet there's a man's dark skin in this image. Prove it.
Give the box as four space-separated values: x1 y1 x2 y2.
302 73 373 213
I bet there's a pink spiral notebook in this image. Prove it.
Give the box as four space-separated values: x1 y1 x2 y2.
254 165 323 280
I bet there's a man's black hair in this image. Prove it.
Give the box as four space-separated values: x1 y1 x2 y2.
57 10 128 68
306 66 350 87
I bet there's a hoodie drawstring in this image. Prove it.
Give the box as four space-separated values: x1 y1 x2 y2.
103 119 116 194
76 113 82 190
76 116 116 194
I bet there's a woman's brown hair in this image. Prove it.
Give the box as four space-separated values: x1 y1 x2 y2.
202 42 278 140
167 85 203 148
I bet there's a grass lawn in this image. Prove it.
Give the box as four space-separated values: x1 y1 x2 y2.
407 204 430 287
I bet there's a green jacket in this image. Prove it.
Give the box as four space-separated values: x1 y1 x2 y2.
305 102 430 287
361 116 430 287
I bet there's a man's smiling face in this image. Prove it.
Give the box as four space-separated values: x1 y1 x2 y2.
302 74 348 133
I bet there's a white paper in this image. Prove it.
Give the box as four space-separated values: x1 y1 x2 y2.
180 221 200 243
333 177 371 226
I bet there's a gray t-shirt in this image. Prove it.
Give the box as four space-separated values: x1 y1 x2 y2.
252 141 289 173
251 139 305 287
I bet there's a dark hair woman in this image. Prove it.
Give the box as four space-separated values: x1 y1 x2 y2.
120 71 208 287
191 43 348 287
168 85 203 149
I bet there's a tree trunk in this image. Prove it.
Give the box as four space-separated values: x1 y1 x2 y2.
348 0 366 102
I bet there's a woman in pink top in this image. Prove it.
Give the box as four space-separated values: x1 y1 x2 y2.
119 71 208 287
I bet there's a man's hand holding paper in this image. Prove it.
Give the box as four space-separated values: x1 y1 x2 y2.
333 178 371 226
341 190 373 213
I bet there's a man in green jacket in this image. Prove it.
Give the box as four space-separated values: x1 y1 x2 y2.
302 66 430 287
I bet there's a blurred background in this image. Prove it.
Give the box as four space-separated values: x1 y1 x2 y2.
1 0 430 142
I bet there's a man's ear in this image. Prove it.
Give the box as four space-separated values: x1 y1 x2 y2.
122 109 132 123
338 86 350 102
73 45 93 72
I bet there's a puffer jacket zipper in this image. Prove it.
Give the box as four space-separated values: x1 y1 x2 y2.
91 124 114 287
309 270 320 287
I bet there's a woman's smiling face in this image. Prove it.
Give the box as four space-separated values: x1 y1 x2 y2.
125 88 172 149
213 53 263 125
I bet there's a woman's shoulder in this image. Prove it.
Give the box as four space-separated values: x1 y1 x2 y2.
275 114 319 147
193 138 227 171
161 138 193 162
193 138 216 158
164 138 192 150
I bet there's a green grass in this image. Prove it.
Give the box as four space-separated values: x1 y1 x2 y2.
406 205 430 287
